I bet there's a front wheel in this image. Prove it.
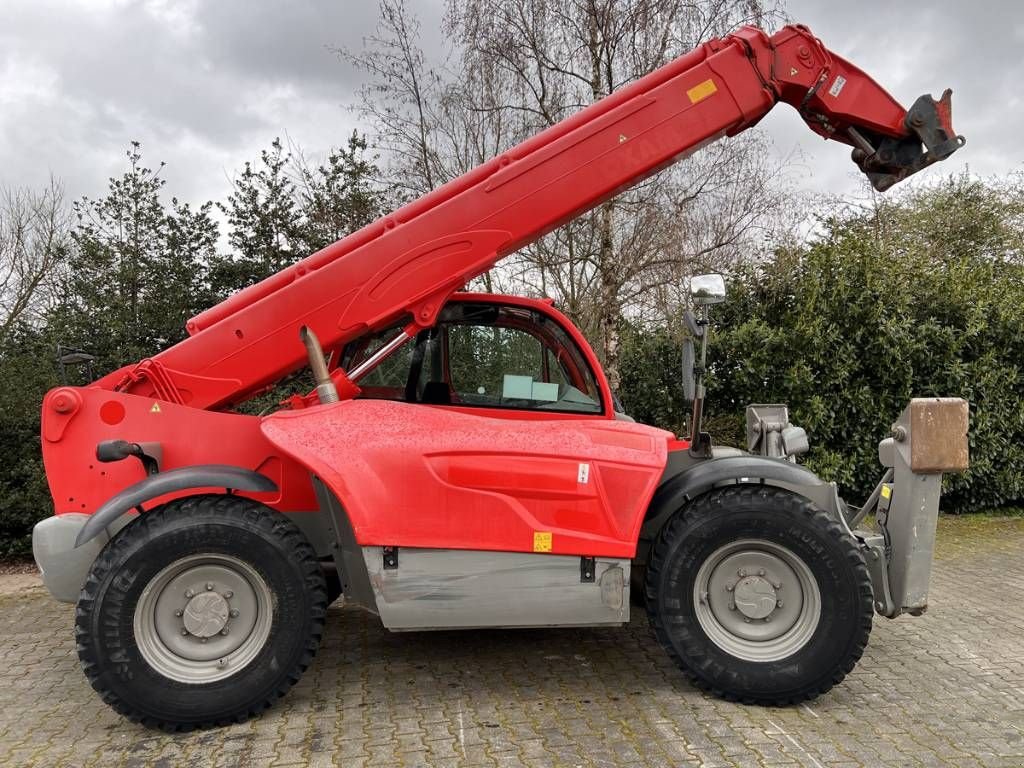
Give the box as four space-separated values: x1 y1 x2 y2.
645 486 873 704
75 494 327 731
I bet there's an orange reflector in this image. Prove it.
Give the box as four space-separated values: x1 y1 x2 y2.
687 79 718 104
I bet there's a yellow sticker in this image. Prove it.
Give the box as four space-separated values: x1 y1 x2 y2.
533 531 552 553
687 78 718 104
881 485 892 499
150 402 161 413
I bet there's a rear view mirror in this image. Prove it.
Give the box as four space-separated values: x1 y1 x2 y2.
690 273 726 305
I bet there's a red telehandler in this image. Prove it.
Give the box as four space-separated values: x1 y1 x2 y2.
33 24 968 730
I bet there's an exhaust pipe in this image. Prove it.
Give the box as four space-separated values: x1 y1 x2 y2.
299 326 339 404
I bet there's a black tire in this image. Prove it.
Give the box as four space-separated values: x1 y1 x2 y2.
76 494 327 731
645 485 873 704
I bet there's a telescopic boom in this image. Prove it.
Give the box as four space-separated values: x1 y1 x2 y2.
95 23 963 410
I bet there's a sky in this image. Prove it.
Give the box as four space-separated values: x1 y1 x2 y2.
0 0 1021 213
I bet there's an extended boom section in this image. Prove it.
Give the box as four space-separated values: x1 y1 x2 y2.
91 24 961 412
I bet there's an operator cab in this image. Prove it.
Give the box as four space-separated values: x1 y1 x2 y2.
339 296 622 418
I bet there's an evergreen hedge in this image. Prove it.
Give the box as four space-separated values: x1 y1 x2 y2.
621 176 1024 512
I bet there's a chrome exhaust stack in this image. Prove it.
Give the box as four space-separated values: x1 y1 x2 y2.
299 326 339 404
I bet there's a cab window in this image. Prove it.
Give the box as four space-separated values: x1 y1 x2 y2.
341 303 604 415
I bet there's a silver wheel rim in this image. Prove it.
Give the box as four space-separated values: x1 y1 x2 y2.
133 553 273 684
693 538 821 662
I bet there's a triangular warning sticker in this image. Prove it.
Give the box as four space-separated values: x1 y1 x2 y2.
150 402 161 413
790 67 799 76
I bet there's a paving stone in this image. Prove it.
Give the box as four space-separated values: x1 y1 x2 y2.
0 516 1022 767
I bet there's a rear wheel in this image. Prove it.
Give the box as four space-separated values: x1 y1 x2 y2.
645 485 873 704
76 494 327 731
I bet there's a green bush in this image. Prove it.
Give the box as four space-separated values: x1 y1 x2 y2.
621 176 1024 512
0 327 60 557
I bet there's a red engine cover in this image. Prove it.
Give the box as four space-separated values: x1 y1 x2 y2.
262 399 671 558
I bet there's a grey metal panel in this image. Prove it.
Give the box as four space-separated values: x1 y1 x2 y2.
363 547 630 630
311 477 378 614
709 446 745 458
884 402 948 614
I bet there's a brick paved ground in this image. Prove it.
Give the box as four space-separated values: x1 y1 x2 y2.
0 515 1021 768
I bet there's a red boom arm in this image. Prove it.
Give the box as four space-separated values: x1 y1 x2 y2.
94 24 962 410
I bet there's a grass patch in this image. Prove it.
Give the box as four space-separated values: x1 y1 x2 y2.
942 506 1024 519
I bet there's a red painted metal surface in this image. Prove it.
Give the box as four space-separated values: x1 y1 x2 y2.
40 387 317 516
40 23 961 557
262 399 672 558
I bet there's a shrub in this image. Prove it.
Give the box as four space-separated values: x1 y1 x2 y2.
620 176 1024 512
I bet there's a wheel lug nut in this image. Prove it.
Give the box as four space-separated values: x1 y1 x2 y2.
220 628 229 636
230 609 239 618
725 583 734 592
200 637 208 644
777 599 784 608
205 583 214 591
175 609 183 617
758 569 765 577
224 591 233 599
743 617 751 623
180 628 188 636
185 589 194 598
728 602 736 611
738 569 747 578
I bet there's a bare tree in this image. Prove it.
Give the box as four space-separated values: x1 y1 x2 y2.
342 0 789 389
336 2 452 199
0 179 70 346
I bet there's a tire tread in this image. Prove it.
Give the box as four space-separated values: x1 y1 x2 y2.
75 494 327 732
644 485 873 705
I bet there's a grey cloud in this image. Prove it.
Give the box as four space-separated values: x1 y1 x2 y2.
0 0 1018 213
193 1 375 90
0 0 413 205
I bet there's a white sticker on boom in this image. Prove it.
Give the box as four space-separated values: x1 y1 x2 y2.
828 75 847 98
577 463 590 484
